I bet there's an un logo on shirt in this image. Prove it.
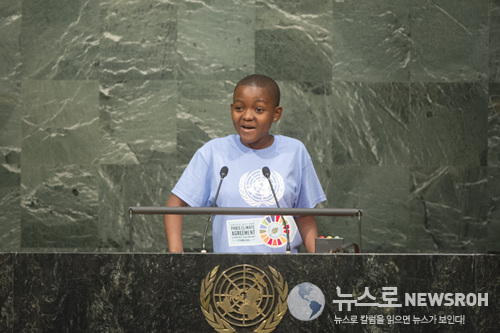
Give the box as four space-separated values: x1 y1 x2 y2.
239 169 285 207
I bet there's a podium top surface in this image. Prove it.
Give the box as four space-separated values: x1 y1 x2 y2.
129 206 362 217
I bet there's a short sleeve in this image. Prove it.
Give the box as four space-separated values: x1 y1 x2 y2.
295 155 327 209
172 149 212 207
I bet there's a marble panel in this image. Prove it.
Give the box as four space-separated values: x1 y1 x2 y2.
316 166 409 253
100 0 177 80
0 164 20 252
20 164 99 250
277 81 410 167
0 81 21 165
176 80 235 166
177 0 255 80
20 0 99 80
486 167 500 253
409 82 488 166
332 0 411 82
409 167 491 253
98 164 175 252
0 254 13 332
0 0 21 80
475 255 500 331
488 83 500 166
409 0 488 82
9 253 497 332
13 253 106 332
489 0 500 83
21 80 100 166
255 0 333 81
11 253 193 332
273 81 336 171
99 80 177 164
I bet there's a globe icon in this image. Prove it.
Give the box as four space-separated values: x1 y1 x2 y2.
239 169 285 206
287 282 325 321
244 171 273 202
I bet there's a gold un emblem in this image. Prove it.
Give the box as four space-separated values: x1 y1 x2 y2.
200 264 288 333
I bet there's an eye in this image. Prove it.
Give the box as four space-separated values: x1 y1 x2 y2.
256 107 264 113
233 106 243 112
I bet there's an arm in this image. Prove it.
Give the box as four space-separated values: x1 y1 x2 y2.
164 193 188 253
295 215 319 253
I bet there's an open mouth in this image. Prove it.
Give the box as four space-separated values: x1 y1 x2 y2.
241 125 255 130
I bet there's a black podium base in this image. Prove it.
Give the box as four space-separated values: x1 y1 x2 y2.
1 253 498 332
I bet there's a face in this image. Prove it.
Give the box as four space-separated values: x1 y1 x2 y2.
231 85 282 149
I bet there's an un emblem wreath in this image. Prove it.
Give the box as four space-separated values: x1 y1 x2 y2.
200 264 288 333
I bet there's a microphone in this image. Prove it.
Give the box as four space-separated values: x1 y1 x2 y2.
262 166 291 253
201 166 228 253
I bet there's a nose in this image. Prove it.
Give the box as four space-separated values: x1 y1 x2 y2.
242 108 253 120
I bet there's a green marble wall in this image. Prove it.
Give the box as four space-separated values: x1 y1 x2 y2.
1 0 499 253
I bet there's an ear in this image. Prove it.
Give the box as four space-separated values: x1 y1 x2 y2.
272 106 283 122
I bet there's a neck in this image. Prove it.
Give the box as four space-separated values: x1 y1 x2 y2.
241 134 274 150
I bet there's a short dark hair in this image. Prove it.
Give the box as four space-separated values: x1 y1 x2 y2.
235 74 281 107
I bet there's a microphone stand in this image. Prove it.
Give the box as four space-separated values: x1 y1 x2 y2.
262 167 291 254
201 166 228 253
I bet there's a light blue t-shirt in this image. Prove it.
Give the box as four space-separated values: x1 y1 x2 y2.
172 135 326 253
